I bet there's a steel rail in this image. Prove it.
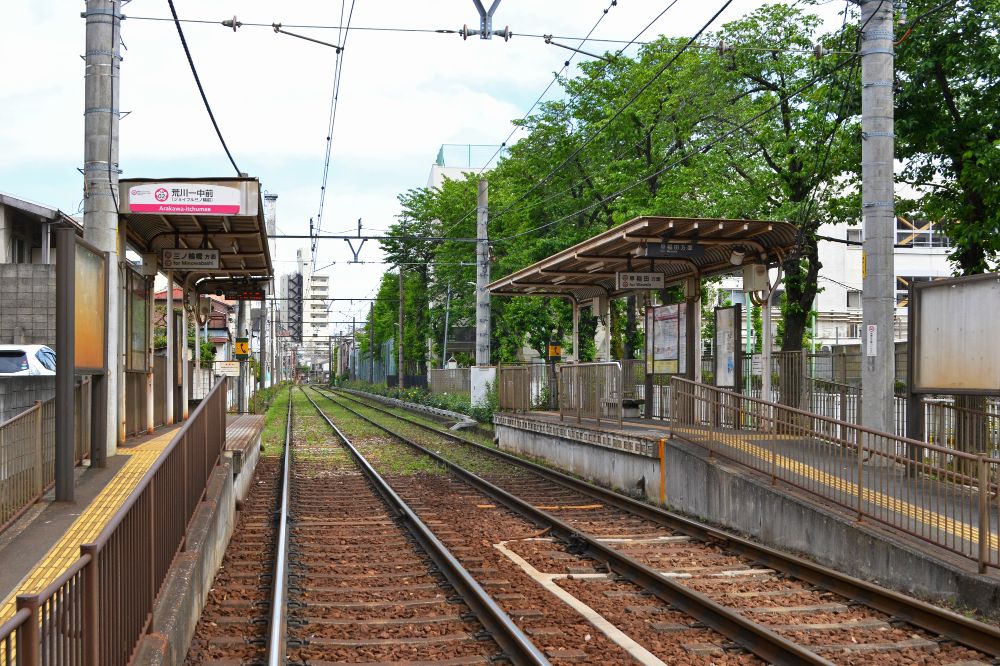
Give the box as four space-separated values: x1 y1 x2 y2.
317 388 833 666
265 388 293 666
328 387 1000 658
299 388 550 666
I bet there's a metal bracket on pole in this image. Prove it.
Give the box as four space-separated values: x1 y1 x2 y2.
465 0 502 39
345 238 367 263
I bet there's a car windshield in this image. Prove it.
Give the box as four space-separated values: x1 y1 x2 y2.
0 351 28 373
36 349 56 372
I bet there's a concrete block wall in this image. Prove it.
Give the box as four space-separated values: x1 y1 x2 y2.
0 264 56 346
0 376 55 423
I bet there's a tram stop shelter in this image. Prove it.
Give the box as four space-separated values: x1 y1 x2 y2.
488 216 799 411
118 176 273 435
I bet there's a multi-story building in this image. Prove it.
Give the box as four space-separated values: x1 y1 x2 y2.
715 216 953 349
278 248 332 370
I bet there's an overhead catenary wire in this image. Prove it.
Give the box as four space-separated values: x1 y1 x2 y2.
312 0 357 271
494 53 861 243
165 0 241 175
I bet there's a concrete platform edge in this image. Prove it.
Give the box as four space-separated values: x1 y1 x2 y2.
495 418 1000 618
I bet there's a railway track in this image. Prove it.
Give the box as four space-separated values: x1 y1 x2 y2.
186 387 547 665
315 386 1000 666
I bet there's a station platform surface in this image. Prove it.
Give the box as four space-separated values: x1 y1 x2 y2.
0 414 265 627
499 410 1000 572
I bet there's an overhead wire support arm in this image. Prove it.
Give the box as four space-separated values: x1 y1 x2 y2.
461 0 510 40
543 34 616 63
272 23 344 52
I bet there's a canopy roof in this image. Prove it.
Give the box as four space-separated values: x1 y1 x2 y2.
118 177 272 293
488 216 798 301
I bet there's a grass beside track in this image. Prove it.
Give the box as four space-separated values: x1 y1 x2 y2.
260 385 291 459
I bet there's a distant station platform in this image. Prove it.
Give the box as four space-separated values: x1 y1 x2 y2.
493 407 1000 611
0 414 265 627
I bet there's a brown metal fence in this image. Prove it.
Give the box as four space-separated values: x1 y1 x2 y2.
497 365 531 412
1 380 92 533
1 377 228 666
669 376 1000 572
558 362 624 426
428 368 471 395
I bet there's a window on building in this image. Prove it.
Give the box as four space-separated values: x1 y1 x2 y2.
896 276 937 307
846 228 862 244
847 290 861 309
896 216 950 248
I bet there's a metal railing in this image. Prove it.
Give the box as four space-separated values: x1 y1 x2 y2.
497 365 531 412
558 362 624 427
669 376 1000 572
1 377 228 665
924 399 1000 459
1 380 92 533
428 368 471 395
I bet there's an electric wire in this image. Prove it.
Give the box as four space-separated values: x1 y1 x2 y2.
312 0 357 271
486 0 736 228
165 0 241 175
493 53 860 243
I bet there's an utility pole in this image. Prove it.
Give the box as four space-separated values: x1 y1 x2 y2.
442 284 452 366
237 300 246 412
859 0 896 438
84 0 121 458
475 179 490 366
398 266 405 389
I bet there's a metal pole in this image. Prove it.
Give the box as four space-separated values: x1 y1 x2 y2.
181 286 189 420
83 0 121 458
237 299 246 412
398 265 405 389
261 297 268 389
442 284 451 366
165 272 174 425
859 0 896 437
762 288 773 403
475 178 491 366
55 228 75 502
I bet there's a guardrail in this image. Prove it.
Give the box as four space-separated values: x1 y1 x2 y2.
669 376 1000 572
1 379 92 533
558 362 623 427
1 377 228 666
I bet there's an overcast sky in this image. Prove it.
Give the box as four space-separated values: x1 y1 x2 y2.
0 1 845 334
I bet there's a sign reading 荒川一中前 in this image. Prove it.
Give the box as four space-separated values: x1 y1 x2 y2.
128 183 242 215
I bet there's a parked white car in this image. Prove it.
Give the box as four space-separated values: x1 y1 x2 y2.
0 345 57 376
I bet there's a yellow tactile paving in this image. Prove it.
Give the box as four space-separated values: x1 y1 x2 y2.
679 426 999 553
0 428 177 626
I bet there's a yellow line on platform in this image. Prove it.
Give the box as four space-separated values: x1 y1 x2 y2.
682 427 998 552
0 430 176 626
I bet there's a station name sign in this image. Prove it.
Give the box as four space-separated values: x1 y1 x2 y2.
128 183 242 216
616 271 664 290
162 248 220 270
636 242 705 260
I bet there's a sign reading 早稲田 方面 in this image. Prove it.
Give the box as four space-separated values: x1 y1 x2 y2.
128 183 242 215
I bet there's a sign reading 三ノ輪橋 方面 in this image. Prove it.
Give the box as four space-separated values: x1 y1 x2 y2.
128 183 242 215
161 248 220 270
616 272 665 290
645 304 686 375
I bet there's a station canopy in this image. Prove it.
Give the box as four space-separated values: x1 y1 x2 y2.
118 177 273 295
488 216 799 301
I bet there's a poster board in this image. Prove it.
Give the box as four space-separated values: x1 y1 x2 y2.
912 274 1000 393
75 241 108 372
713 305 742 390
645 304 686 375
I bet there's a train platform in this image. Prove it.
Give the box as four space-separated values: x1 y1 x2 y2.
492 409 1000 613
0 413 265 629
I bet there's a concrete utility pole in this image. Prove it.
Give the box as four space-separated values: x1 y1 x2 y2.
859 0 896 437
83 0 122 456
475 179 490 366
237 300 246 412
398 266 405 389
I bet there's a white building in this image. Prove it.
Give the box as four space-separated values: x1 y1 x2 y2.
716 216 953 348
291 248 331 369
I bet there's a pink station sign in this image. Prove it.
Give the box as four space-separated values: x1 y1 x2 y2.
128 183 242 215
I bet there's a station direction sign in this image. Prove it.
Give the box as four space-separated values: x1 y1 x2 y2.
616 271 664 290
162 248 220 270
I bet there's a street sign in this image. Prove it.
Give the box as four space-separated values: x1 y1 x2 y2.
216 360 241 377
128 183 242 215
234 338 249 359
616 271 664 290
161 248 220 270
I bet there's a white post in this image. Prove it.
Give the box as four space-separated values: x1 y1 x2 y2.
572 301 580 362
181 286 189 420
475 179 491 366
